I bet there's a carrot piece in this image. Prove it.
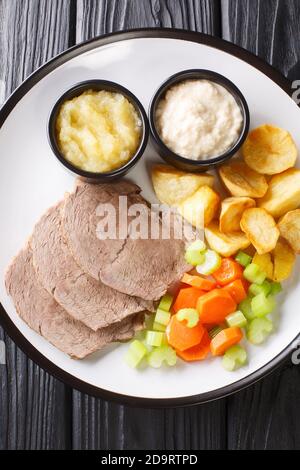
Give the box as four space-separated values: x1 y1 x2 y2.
210 327 243 356
197 289 237 324
240 278 250 293
181 273 217 291
176 330 211 362
172 287 205 313
166 315 205 351
212 258 244 286
222 279 247 304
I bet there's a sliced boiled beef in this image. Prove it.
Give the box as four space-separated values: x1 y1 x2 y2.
5 245 144 359
30 202 153 331
62 181 190 300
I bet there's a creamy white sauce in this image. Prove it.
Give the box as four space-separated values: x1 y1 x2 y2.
155 79 243 160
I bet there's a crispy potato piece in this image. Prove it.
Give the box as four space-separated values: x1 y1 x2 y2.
278 209 300 254
205 222 250 257
178 186 220 229
151 164 214 206
218 161 268 198
243 124 297 175
258 168 300 218
273 238 296 282
253 253 273 280
240 208 279 255
219 197 256 233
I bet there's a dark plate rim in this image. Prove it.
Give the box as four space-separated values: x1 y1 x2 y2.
0 28 298 408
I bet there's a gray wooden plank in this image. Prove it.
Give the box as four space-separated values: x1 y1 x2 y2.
221 0 300 79
76 0 221 41
72 0 227 451
227 364 300 449
72 394 227 450
0 0 73 450
222 0 300 450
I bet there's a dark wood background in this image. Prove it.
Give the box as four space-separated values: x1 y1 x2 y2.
1 0 300 450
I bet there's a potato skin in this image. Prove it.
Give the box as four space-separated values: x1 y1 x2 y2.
273 239 296 282
219 197 256 233
258 168 300 218
218 161 268 198
178 186 220 228
243 124 297 175
151 165 214 207
205 221 250 257
240 208 279 255
278 209 300 254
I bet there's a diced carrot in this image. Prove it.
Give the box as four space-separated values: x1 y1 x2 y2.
176 330 211 362
222 279 247 304
240 278 250 293
181 273 217 291
212 258 244 286
166 315 205 351
172 287 205 313
197 289 237 324
210 327 243 356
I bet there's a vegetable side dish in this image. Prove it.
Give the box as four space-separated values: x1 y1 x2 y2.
125 240 284 371
130 123 299 371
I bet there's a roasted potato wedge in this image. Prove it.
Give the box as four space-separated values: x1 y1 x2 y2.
151 164 214 207
258 168 300 218
240 208 279 255
205 221 250 257
243 124 297 175
178 186 220 229
218 161 268 198
219 197 256 233
273 238 296 282
252 252 273 280
278 209 300 254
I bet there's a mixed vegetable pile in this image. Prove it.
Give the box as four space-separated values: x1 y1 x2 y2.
125 240 283 372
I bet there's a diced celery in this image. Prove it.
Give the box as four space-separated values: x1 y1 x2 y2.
251 294 276 317
185 240 206 266
196 250 222 275
226 310 247 328
239 297 256 321
188 240 207 253
235 251 252 267
243 263 266 285
177 308 199 328
209 326 224 339
153 322 166 332
148 345 177 368
247 318 273 345
249 280 272 297
158 294 173 312
222 345 247 371
185 250 205 266
155 308 171 326
125 340 147 368
146 331 164 347
270 282 282 296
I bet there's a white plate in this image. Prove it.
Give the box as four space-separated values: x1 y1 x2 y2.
0 30 299 406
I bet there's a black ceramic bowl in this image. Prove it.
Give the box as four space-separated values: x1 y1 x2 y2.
149 69 250 172
48 80 149 182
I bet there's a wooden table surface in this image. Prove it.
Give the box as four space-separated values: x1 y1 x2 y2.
1 0 300 450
